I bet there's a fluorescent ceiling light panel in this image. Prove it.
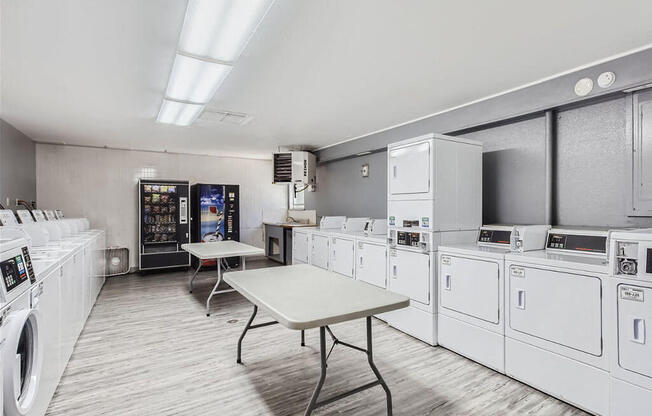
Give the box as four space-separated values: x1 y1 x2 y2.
179 0 275 62
157 99 204 126
165 54 232 103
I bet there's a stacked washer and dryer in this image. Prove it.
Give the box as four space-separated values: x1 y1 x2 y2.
385 133 482 345
0 209 106 416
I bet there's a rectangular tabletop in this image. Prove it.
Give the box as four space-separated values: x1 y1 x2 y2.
181 241 264 260
224 264 409 330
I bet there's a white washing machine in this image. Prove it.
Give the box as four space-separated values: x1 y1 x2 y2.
309 217 347 270
437 224 549 373
292 227 314 265
355 222 389 289
329 218 369 278
1 238 43 416
504 228 612 415
608 229 652 415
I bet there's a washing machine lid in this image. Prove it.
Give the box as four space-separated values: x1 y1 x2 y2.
3 306 42 416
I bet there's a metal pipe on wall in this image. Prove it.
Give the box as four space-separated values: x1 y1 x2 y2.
544 110 555 225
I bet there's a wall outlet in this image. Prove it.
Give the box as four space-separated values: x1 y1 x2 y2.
361 164 369 177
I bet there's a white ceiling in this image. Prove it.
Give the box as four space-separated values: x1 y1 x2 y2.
2 0 652 159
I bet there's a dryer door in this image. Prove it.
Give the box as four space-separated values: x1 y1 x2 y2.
388 249 430 304
3 307 42 416
617 283 652 379
331 237 354 278
310 234 330 270
440 255 500 324
389 141 431 196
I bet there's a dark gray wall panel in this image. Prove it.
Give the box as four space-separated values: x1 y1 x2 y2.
317 47 652 162
305 151 387 218
463 117 546 225
0 120 36 209
556 97 652 228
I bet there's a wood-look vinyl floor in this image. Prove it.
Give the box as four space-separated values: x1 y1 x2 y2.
46 260 588 416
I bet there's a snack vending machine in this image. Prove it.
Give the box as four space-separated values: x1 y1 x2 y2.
190 184 240 268
139 179 190 271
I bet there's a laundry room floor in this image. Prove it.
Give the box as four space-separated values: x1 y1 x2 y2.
46 260 588 416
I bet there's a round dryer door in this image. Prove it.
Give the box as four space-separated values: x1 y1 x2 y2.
3 307 42 416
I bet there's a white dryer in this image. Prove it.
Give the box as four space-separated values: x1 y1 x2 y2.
504 228 612 415
438 224 549 373
608 229 652 415
308 217 347 270
292 227 314 265
329 218 369 278
1 238 43 416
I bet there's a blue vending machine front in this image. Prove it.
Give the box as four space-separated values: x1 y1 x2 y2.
190 183 240 268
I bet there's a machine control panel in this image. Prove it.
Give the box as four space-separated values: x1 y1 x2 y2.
397 231 421 247
546 233 607 254
179 197 188 224
32 209 47 222
0 209 18 226
43 210 57 220
1 251 30 292
478 229 511 245
16 209 35 224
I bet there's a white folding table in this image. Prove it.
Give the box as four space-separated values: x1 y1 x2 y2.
224 264 409 416
181 241 265 316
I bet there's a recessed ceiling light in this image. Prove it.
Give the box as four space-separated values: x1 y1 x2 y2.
165 54 232 103
157 99 204 126
179 0 275 63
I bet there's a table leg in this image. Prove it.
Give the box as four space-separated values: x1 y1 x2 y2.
366 316 393 416
189 262 202 293
236 305 278 364
303 318 393 415
301 329 305 347
237 305 258 364
305 327 327 416
206 260 221 316
242 255 246 270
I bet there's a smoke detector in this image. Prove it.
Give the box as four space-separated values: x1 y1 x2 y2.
200 109 253 126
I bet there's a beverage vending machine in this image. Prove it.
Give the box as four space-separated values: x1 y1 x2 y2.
138 179 190 271
190 184 240 269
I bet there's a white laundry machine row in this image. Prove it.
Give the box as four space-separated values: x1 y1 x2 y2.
608 229 652 416
504 228 612 416
0 211 106 416
386 133 483 346
437 224 550 373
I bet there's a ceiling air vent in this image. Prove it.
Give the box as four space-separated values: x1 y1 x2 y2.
199 109 253 126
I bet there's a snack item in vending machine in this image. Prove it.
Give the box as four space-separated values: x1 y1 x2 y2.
160 185 168 193
168 186 176 193
160 194 169 204
144 205 152 213
144 196 151 203
144 184 152 193
152 206 160 213
152 185 160 192
161 206 169 214
152 194 160 203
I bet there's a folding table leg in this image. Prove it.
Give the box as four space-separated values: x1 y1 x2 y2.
189 263 202 293
237 305 258 364
366 316 393 416
206 260 221 316
301 330 306 347
305 327 327 415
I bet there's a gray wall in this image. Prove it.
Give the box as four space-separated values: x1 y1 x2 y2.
463 116 547 225
305 151 387 218
0 119 36 209
307 96 652 229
